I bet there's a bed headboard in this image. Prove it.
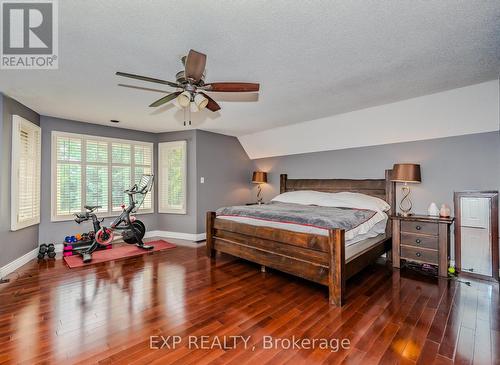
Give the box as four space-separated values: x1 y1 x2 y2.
280 169 396 218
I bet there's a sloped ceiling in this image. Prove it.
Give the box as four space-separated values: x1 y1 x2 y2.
0 1 499 137
240 80 500 159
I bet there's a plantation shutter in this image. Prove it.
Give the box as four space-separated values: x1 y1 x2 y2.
11 115 41 231
54 134 82 218
134 144 153 210
159 141 187 214
51 132 154 220
85 139 108 213
111 142 132 211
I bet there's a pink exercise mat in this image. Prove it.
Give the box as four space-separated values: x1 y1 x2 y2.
63 240 176 268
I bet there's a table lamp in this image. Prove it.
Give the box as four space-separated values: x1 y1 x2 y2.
391 163 421 217
252 171 267 204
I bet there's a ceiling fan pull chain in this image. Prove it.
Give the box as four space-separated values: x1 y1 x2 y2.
189 106 192 126
183 107 186 126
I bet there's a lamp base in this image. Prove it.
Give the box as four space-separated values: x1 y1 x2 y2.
399 211 414 217
399 184 414 218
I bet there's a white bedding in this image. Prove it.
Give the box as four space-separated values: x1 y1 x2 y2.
217 190 390 260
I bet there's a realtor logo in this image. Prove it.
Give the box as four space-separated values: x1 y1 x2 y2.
1 0 58 69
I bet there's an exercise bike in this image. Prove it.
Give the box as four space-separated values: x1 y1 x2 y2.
73 174 154 263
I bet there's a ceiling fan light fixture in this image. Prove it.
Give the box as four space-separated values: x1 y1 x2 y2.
189 102 199 113
194 93 208 110
115 49 259 117
177 90 191 108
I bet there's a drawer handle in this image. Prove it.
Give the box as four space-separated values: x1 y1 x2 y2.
415 252 422 258
416 239 421 244
416 225 422 231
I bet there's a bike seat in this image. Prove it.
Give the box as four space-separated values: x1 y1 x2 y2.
84 205 102 211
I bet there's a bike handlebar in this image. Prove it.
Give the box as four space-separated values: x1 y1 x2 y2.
74 213 89 224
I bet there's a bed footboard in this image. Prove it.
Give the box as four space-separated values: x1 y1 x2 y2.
206 211 345 306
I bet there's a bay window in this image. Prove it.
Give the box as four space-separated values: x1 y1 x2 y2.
51 131 153 221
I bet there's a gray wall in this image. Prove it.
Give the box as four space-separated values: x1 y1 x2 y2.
37 120 254 241
39 116 158 243
157 130 198 234
254 132 500 217
0 94 40 267
254 132 500 259
196 130 253 234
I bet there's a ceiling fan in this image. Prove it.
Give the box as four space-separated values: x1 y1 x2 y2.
116 49 260 124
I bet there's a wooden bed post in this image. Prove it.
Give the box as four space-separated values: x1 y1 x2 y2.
385 169 395 261
328 229 345 306
206 211 216 258
280 174 287 194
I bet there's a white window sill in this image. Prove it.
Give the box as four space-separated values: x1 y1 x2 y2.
51 209 155 222
11 218 40 231
158 210 187 215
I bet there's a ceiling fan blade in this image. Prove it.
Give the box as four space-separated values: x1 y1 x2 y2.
185 50 206 83
116 72 179 88
149 92 181 107
199 92 221 112
205 82 260 92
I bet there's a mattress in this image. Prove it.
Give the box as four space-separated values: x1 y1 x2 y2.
216 202 386 242
216 201 388 255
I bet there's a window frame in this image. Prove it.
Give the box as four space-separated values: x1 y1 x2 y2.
11 115 41 231
158 140 187 215
51 131 154 222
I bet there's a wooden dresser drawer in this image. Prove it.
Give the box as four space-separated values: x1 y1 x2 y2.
401 246 438 265
401 232 438 250
401 221 438 236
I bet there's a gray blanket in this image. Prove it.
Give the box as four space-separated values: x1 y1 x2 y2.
216 201 376 232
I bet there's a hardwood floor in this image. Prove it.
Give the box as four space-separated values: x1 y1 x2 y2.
0 240 498 364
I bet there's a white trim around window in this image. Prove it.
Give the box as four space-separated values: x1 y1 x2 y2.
11 115 41 231
158 140 187 214
51 131 154 221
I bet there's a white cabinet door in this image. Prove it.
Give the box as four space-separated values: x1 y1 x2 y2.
460 197 489 228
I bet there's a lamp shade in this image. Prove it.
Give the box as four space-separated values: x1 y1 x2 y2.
252 171 267 184
391 163 421 183
177 91 191 108
194 93 208 110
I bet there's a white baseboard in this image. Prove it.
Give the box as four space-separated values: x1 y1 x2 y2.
0 231 205 278
0 248 38 279
145 230 206 243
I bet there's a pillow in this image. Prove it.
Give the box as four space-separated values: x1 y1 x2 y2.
325 192 390 212
271 190 390 212
271 190 328 206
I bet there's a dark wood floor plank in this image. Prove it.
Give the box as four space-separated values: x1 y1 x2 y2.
428 280 458 343
0 243 498 364
472 319 491 365
454 326 475 365
416 339 440 365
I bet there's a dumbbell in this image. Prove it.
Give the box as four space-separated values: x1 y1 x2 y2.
37 244 48 259
47 244 56 259
38 243 56 259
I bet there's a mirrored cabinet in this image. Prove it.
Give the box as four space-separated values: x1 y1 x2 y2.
454 191 499 281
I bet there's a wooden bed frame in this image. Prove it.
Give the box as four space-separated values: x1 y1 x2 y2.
206 169 396 306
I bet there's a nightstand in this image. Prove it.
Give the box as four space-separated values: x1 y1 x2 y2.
392 215 454 277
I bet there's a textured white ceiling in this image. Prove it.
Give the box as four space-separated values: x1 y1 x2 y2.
1 0 499 136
